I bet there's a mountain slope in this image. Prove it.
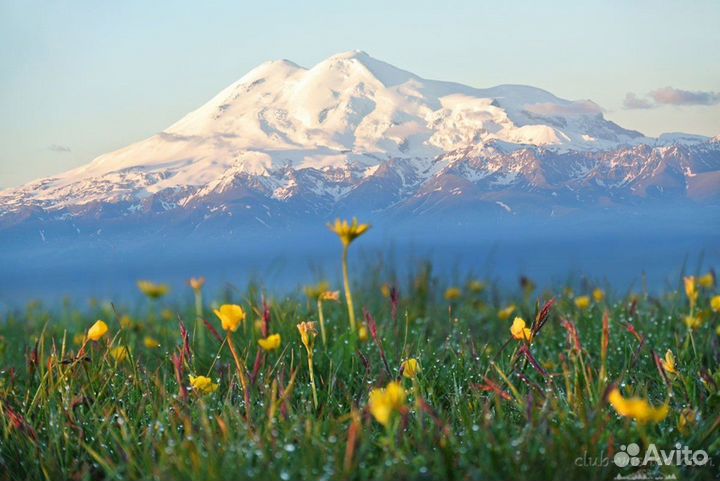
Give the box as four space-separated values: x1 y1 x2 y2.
1 50 719 233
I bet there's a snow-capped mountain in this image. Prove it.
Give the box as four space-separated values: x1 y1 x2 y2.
1 50 719 234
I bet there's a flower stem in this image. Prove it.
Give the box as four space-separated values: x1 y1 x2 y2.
226 334 251 421
341 245 356 332
307 352 318 409
194 290 205 354
317 299 327 347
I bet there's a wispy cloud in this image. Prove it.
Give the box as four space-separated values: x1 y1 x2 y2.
622 93 654 110
48 144 71 153
649 87 720 106
623 87 720 109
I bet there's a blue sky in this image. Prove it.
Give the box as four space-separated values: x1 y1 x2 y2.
1 0 719 188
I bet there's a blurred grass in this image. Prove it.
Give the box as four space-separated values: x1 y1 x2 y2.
0 263 719 481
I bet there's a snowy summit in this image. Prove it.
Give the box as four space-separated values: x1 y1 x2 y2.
0 51 718 227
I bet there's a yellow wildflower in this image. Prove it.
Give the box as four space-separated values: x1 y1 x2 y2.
297 321 319 408
498 305 516 321
304 281 330 300
119 315 134 329
698 273 715 289
358 324 369 342
137 280 170 299
87 320 109 342
297 321 317 350
368 381 406 426
593 288 605 303
258 333 282 352
189 375 218 395
401 358 420 379
213 304 245 332
144 336 160 349
320 290 340 302
328 218 371 247
510 317 533 342
444 287 462 301
684 315 702 330
469 280 486 293
381 283 392 298
608 388 669 424
678 408 697 436
189 276 206 291
574 295 591 310
253 319 264 334
711 295 720 313
684 276 698 310
661 349 676 375
110 346 129 362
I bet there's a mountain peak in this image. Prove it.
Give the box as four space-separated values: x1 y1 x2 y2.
312 50 418 87
328 49 371 60
3 51 719 225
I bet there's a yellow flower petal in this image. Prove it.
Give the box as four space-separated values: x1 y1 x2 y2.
510 317 533 341
213 304 245 332
87 320 109 342
401 358 420 379
258 333 281 352
608 388 669 424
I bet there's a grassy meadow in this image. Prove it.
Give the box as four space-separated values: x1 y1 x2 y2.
0 222 719 480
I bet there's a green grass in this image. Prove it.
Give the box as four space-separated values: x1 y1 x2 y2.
0 266 718 481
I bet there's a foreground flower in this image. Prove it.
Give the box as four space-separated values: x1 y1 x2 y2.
328 218 371 248
401 358 420 379
144 336 160 349
510 317 533 342
358 324 369 342
110 346 129 363
189 375 218 395
213 304 245 332
711 295 720 313
498 305 516 321
297 321 318 350
684 315 702 330
328 218 370 332
661 349 677 375
698 272 715 289
678 408 698 435
369 381 407 427
574 295 591 310
684 276 698 311
137 280 170 299
258 333 281 352
593 288 605 303
87 320 109 342
608 387 669 424
444 287 462 301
